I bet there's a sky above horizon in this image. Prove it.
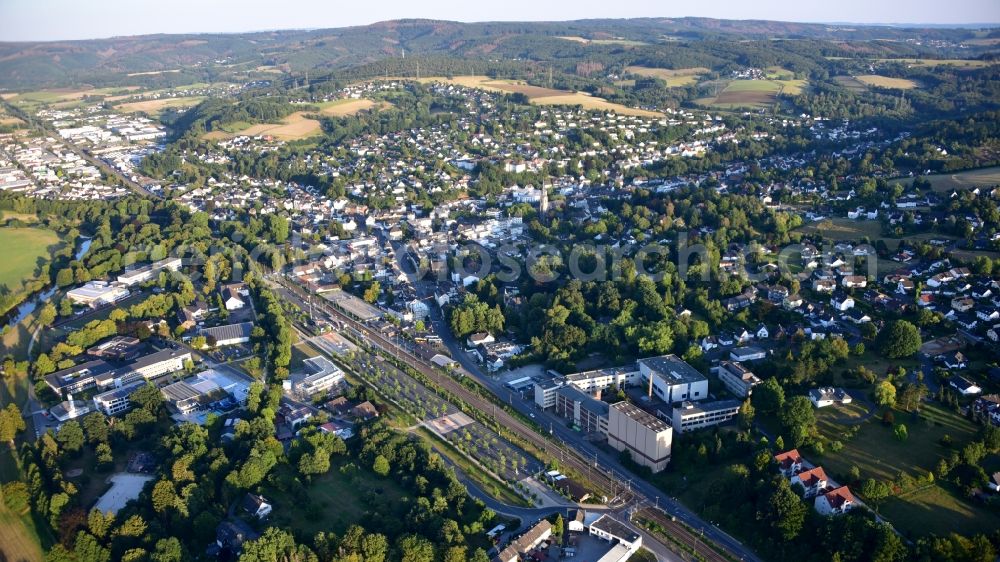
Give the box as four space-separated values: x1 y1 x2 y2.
1 0 998 42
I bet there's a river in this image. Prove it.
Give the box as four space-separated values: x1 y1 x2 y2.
2 236 92 330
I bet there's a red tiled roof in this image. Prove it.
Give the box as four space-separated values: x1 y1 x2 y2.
774 449 802 469
822 486 854 509
796 466 828 487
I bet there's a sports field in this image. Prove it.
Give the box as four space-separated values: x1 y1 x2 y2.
855 75 919 90
0 227 60 293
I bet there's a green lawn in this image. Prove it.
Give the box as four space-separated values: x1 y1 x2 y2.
811 402 995 538
815 402 978 483
264 459 410 537
0 227 60 293
880 484 1000 538
794 217 884 240
0 505 44 562
888 166 1000 192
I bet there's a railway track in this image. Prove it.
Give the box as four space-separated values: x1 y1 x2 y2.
275 277 626 496
638 507 734 562
273 276 752 562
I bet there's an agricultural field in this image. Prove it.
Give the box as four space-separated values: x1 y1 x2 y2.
125 69 181 77
854 75 919 90
557 36 646 46
420 75 662 116
531 93 662 116
827 57 993 68
115 96 205 116
221 112 322 141
833 75 868 92
888 166 1000 192
698 80 783 108
876 58 993 68
6 86 140 109
765 66 796 79
624 66 709 87
317 98 380 116
0 227 61 293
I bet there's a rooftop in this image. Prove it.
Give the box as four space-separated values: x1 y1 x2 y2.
557 385 610 415
674 399 742 416
590 514 641 543
638 354 706 385
610 401 670 433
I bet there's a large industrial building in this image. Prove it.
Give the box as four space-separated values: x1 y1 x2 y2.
607 402 673 472
638 354 708 404
534 365 640 410
554 385 609 434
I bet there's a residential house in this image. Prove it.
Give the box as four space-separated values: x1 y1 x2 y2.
830 293 855 311
241 493 273 519
791 466 830 498
351 400 379 420
809 387 853 408
815 486 855 516
937 351 968 370
774 449 804 477
222 283 250 311
950 376 982 396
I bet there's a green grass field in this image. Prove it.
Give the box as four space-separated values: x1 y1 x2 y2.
855 75 919 90
624 66 709 87
264 460 410 537
815 402 977 482
889 166 1000 192
812 402 991 537
0 505 44 562
880 484 1000 538
0 446 45 562
794 217 884 240
0 227 60 293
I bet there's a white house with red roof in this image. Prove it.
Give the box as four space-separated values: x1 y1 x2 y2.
791 466 830 498
815 486 855 516
774 449 804 477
